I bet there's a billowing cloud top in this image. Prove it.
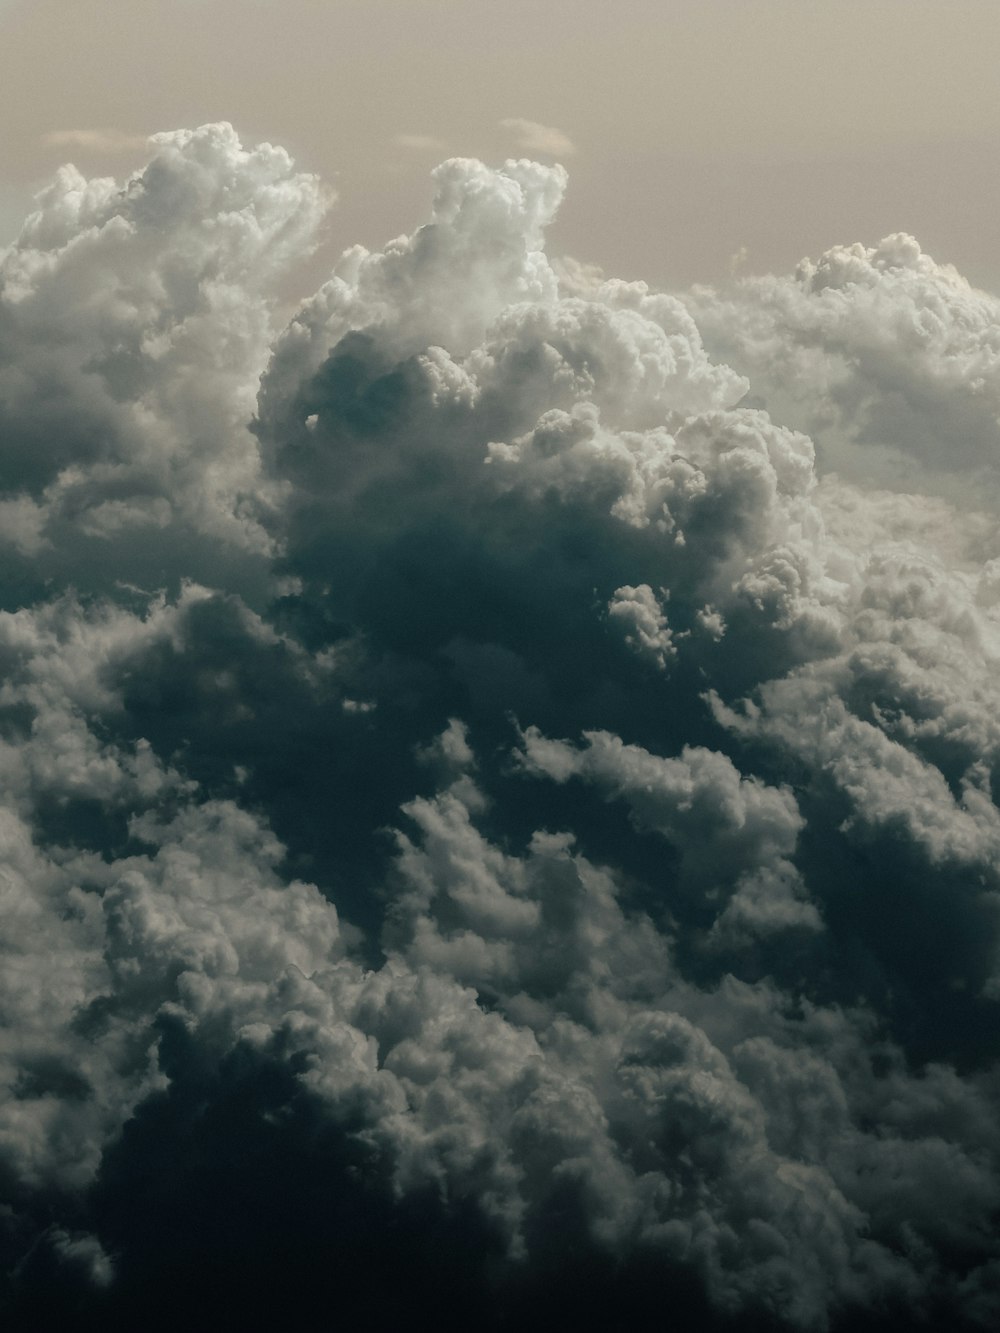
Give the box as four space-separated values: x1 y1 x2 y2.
1 123 999 1333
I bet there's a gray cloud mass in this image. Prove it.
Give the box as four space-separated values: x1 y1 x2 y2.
1 124 999 1331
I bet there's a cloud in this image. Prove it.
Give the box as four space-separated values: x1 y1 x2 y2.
393 133 449 152
40 129 151 154
1 126 999 1332
688 232 1000 510
500 117 576 157
0 122 328 600
607 583 676 669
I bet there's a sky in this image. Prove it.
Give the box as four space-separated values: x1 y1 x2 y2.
2 4 1000 1332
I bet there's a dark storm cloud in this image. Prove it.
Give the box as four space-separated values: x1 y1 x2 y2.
1 124 999 1332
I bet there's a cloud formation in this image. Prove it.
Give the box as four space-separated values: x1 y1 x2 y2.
1 123 999 1332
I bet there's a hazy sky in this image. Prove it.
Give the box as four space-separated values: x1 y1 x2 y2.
3 0 1000 291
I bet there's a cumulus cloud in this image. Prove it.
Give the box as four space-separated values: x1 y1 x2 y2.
1 124 999 1332
607 583 676 668
689 232 1000 510
0 122 328 600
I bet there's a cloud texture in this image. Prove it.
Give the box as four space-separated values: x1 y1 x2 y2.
1 124 999 1331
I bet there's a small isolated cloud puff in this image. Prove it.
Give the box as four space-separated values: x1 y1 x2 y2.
607 584 676 669
500 116 576 157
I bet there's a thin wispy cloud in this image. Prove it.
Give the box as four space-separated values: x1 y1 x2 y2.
41 127 150 153
499 116 576 156
393 132 449 152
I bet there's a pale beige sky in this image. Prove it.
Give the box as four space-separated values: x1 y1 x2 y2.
2 0 1000 293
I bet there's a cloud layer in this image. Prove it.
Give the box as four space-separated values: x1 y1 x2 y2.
1 124 999 1332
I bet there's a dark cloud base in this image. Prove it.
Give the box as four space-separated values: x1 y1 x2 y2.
0 1048 975 1333
1 127 999 1331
